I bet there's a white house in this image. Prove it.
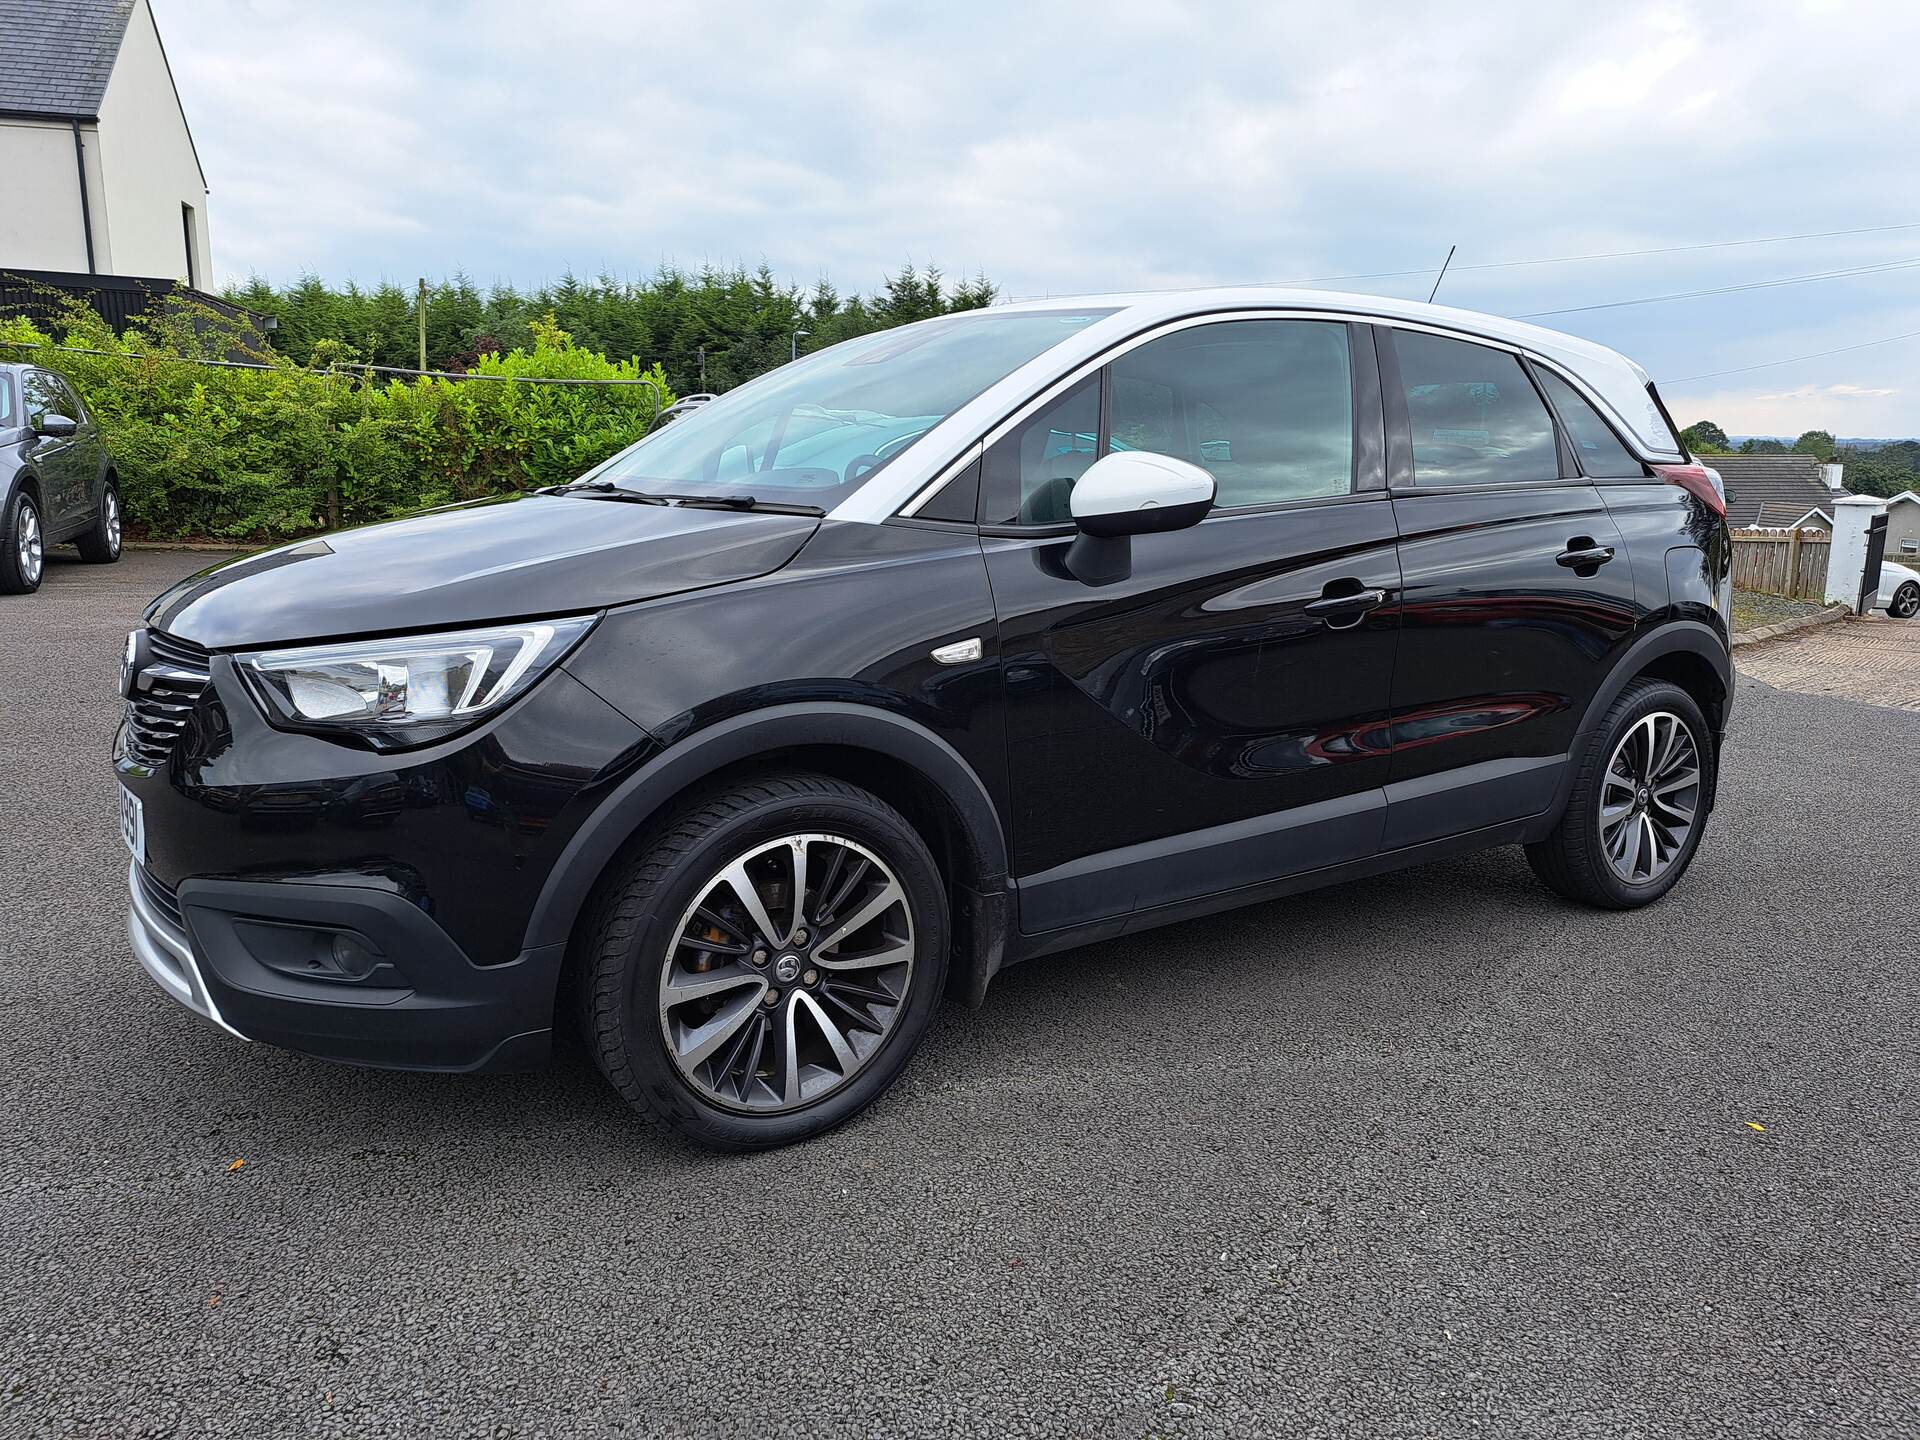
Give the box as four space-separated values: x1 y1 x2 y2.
0 0 210 284
1882 490 1920 558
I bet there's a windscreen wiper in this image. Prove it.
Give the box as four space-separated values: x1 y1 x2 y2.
539 482 822 516
647 493 826 517
537 479 666 502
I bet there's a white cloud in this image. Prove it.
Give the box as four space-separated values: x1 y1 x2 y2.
1742 382 1898 403
151 0 1920 435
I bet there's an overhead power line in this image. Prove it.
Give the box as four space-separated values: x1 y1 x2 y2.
1009 219 1920 304
1513 255 1920 319
1660 328 1920 385
1319 220 1920 286
1258 219 1920 290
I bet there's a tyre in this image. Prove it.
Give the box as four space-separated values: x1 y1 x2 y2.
579 771 948 1149
1890 582 1920 620
0 488 44 594
74 480 123 564
1526 678 1712 909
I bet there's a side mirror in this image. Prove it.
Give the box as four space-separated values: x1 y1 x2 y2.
1065 450 1215 585
36 414 78 439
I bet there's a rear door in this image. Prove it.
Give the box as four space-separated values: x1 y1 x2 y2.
1378 327 1638 848
982 317 1402 934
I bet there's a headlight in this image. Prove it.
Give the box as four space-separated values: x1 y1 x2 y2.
236 616 596 747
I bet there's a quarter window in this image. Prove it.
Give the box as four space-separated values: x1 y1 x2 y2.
1109 320 1352 509
1392 331 1558 487
1538 370 1643 478
984 374 1100 525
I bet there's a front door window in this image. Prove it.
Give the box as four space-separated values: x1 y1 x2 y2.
1107 319 1354 508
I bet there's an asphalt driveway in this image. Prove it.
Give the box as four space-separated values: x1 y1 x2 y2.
3 549 1916 1438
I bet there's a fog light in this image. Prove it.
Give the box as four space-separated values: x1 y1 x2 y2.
232 919 404 989
328 932 379 981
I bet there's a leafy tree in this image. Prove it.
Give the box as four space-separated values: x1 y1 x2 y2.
1791 429 1837 461
1740 438 1789 454
1680 419 1728 453
1840 457 1914 499
223 262 999 398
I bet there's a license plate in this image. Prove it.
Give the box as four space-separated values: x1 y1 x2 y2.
119 785 145 863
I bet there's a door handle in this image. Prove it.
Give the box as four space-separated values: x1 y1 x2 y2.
1304 586 1388 625
1556 542 1616 570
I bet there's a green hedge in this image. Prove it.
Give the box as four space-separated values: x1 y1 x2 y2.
0 303 673 541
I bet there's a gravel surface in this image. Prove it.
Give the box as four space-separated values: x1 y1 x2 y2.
4 550 1916 1438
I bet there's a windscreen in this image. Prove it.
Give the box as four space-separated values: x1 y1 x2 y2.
596 308 1114 508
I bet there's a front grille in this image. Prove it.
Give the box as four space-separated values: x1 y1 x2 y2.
125 630 212 767
136 864 185 932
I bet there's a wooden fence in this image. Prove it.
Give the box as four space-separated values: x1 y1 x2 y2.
1730 527 1830 599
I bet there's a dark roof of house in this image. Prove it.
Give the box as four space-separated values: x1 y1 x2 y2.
0 0 137 120
1707 452 1847 530
1752 500 1830 529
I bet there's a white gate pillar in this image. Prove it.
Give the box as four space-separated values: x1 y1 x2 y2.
1825 495 1887 611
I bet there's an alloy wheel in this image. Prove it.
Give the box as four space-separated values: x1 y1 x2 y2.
657 832 915 1113
1893 583 1919 620
105 491 121 555
18 502 41 586
1599 710 1700 884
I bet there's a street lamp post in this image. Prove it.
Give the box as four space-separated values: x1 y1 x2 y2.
790 329 810 364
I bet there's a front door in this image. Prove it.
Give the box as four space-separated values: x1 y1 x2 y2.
21 369 88 528
982 318 1402 934
1377 327 1639 848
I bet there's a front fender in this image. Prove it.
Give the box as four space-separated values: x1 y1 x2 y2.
520 701 1012 957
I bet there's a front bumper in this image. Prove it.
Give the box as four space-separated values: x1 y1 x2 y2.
127 859 248 1040
125 860 563 1072
116 641 653 1073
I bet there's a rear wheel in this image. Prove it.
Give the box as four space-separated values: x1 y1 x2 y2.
1890 582 1919 620
579 772 948 1150
1526 679 1712 909
74 481 122 564
0 489 44 593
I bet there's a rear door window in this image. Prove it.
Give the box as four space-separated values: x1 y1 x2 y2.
1538 370 1643 478
1391 331 1559 487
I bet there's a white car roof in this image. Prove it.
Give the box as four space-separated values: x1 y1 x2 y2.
834 287 1683 524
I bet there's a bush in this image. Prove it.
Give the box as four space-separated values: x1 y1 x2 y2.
0 301 672 542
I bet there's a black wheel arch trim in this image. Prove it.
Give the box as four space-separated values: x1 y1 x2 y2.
522 700 1014 996
1544 619 1731 826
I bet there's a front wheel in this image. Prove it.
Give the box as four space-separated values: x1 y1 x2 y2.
1526 679 1713 909
1890 582 1920 620
0 489 44 593
579 772 948 1150
74 481 122 564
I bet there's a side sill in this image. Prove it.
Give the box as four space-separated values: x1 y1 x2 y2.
1379 753 1566 850
1001 816 1538 966
1016 788 1386 935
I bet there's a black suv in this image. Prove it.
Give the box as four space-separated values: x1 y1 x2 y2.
1 361 123 592
117 291 1731 1149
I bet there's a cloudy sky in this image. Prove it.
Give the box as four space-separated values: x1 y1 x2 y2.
154 0 1920 437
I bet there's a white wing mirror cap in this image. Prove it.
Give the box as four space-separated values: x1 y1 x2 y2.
1069 451 1216 537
